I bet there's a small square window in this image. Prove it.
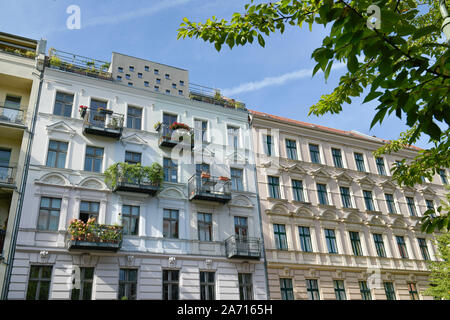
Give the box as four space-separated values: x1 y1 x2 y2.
128 82 133 87
129 66 134 72
154 69 159 75
154 86 159 92
138 73 143 78
126 74 131 80
165 74 170 79
144 81 149 87
172 83 176 89
118 67 123 73
179 80 184 86
117 75 122 81
178 90 183 95
156 78 161 84
144 66 149 72
165 89 170 95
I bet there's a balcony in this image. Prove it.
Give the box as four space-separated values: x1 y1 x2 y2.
0 229 5 256
67 221 123 252
156 123 193 149
81 108 124 139
225 236 262 259
189 83 246 111
188 173 232 203
0 105 25 127
0 166 16 188
46 48 112 81
105 162 163 195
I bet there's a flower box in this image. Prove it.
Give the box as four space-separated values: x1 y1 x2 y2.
169 122 190 131
201 172 211 179
219 176 230 181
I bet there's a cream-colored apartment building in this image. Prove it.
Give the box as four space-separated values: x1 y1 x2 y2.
250 110 446 300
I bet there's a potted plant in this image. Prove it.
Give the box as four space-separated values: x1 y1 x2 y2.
219 176 230 181
154 121 162 132
169 122 190 131
201 171 211 179
79 105 88 118
49 55 61 68
68 219 87 241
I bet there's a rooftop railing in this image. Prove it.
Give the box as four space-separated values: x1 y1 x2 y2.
47 48 112 81
189 83 246 111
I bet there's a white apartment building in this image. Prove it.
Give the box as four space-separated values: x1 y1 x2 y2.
250 110 446 300
6 49 267 300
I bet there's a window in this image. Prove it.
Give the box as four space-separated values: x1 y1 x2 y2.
359 281 372 300
227 126 240 149
349 231 363 256
334 280 346 300
178 90 183 95
406 197 417 216
46 140 68 168
172 83 176 88
234 216 248 238
165 89 170 94
129 66 134 72
373 233 386 258
268 176 280 199
144 66 149 72
154 86 160 92
396 236 409 259
384 282 396 300
439 169 448 184
79 201 99 223
292 180 305 202
26 265 52 300
285 139 297 160
163 209 179 238
340 187 352 208
354 152 366 172
280 278 294 300
325 229 338 253
84 146 103 173
125 151 141 165
425 199 434 211
238 273 253 300
137 72 142 78
317 183 328 205
118 67 123 73
376 157 386 175
165 73 170 79
200 271 215 300
37 197 61 231
162 270 179 300
194 119 208 142
264 135 273 156
156 78 161 84
408 283 419 300
417 238 430 260
53 92 73 117
385 193 396 214
179 80 184 86
122 205 139 236
230 168 244 191
306 279 320 300
163 157 178 182
309 144 321 164
71 267 94 300
332 148 343 168
273 224 288 250
117 75 122 81
128 82 133 87
363 190 375 211
298 226 312 252
144 81 149 87
198 213 212 241
126 74 131 80
118 269 137 300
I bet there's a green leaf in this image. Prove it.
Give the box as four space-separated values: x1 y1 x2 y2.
257 34 265 47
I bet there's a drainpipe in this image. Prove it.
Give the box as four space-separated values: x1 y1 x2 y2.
248 113 271 300
1 41 45 300
440 0 450 43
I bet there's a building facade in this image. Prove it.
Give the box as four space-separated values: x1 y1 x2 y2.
6 48 267 300
250 110 446 300
0 32 46 298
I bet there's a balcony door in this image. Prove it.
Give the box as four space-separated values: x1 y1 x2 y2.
89 99 108 128
0 148 11 183
234 216 249 254
162 113 177 138
196 163 211 193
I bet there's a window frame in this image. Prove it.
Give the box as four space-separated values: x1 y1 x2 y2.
298 226 313 252
53 91 74 118
163 209 179 239
198 212 212 242
37 197 61 231
331 148 343 168
26 265 53 300
162 269 179 300
280 278 294 300
273 223 288 250
285 139 298 160
46 140 68 169
199 271 215 300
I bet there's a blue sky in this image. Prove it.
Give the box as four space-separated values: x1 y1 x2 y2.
0 0 435 148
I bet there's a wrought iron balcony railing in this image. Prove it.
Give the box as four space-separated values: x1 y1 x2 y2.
188 173 232 203
0 105 25 126
67 223 123 252
0 165 16 187
189 83 246 111
0 229 5 256
82 108 124 138
156 123 194 148
224 235 262 259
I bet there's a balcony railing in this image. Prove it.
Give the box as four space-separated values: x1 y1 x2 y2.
0 105 25 126
46 48 112 81
108 163 161 195
0 165 16 187
0 229 5 256
67 223 123 252
188 173 232 203
225 235 262 259
156 123 194 148
189 83 246 111
82 108 124 138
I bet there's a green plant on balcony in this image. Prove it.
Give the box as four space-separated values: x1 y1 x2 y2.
104 162 164 190
49 55 61 67
68 219 87 241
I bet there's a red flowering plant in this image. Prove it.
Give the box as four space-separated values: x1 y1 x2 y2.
68 219 87 241
79 105 88 118
169 122 190 131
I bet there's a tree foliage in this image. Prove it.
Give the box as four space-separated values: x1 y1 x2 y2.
178 0 449 232
423 232 450 300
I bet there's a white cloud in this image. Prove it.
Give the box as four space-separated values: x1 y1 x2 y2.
221 62 346 96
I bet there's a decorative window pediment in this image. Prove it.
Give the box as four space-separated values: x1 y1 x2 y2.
77 177 108 191
310 167 331 183
46 121 76 137
344 212 363 224
36 172 72 187
420 186 436 197
158 186 186 199
334 172 353 186
266 203 289 215
379 179 397 192
120 134 148 148
357 175 376 189
229 195 254 208
281 163 307 175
